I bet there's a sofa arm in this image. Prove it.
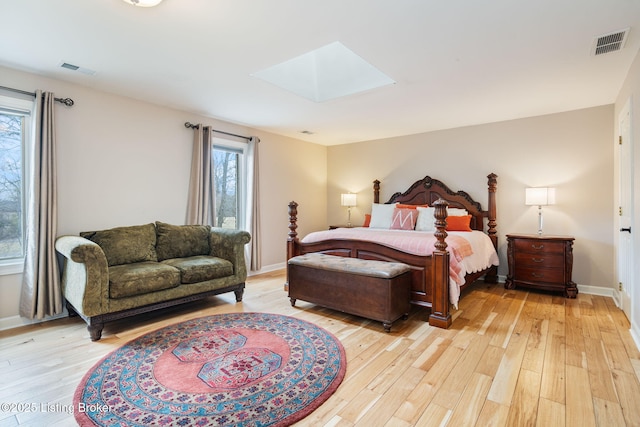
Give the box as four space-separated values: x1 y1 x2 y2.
209 228 251 279
55 235 109 317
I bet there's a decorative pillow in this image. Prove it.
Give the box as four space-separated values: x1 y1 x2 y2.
390 208 418 230
446 215 473 232
155 221 212 261
363 213 371 227
368 203 397 229
415 207 436 232
396 203 429 209
80 223 157 267
416 207 471 232
447 207 468 216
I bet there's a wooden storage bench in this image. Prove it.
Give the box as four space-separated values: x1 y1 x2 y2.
287 253 412 332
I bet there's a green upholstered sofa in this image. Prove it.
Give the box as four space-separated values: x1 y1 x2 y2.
55 221 251 341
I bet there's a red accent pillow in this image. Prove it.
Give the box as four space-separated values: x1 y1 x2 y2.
446 215 472 232
363 214 371 227
390 208 418 230
396 203 429 209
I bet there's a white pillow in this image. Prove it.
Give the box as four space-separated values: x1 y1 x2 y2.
447 207 468 216
369 203 397 229
415 207 435 231
416 207 470 231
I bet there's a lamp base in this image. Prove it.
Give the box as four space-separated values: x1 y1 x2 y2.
537 206 543 235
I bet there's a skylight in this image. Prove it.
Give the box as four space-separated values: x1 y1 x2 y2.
252 41 395 102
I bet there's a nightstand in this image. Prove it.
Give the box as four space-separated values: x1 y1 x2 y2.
505 234 577 298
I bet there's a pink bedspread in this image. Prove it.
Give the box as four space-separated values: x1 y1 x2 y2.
301 227 473 286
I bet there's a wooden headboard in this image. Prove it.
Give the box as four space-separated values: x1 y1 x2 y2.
373 173 498 248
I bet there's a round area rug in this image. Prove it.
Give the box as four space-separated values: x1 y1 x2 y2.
74 312 346 426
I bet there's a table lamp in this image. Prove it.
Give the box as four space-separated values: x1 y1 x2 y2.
525 187 555 235
341 193 357 227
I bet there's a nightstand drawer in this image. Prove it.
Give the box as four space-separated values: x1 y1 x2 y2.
514 266 564 284
515 253 564 269
513 239 564 255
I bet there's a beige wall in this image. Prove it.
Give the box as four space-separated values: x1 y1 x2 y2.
0 62 624 326
0 65 327 323
614 48 640 337
328 106 615 289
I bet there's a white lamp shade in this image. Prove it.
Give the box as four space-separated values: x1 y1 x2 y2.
341 193 357 207
122 0 163 6
525 187 556 206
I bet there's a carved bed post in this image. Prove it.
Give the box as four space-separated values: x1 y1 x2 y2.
487 173 498 247
373 180 380 204
285 201 299 291
429 198 452 328
287 201 299 258
485 173 499 283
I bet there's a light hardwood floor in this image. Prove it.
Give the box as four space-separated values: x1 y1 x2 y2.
1 270 639 427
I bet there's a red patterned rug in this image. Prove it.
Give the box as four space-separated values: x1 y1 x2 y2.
74 312 346 426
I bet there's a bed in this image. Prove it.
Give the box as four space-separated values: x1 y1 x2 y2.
286 173 499 329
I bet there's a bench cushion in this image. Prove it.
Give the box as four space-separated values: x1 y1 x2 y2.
288 253 410 278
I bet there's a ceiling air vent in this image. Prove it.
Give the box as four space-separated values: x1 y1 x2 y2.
59 61 97 75
592 28 629 56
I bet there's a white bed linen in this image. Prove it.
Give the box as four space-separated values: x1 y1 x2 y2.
446 231 499 307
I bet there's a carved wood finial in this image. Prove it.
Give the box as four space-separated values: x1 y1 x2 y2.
373 180 381 204
486 173 498 247
288 201 298 241
432 198 449 252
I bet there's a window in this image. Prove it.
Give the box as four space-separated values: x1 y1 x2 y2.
0 95 31 266
212 138 246 230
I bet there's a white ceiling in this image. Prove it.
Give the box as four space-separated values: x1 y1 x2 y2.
2 0 640 146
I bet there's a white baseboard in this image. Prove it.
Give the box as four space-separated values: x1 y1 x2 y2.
0 310 68 332
248 262 286 276
577 283 615 298
630 322 640 353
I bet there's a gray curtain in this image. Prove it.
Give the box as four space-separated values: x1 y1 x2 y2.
19 91 62 319
186 125 214 225
246 137 261 270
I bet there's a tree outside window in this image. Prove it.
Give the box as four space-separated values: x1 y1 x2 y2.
213 145 242 229
0 111 24 259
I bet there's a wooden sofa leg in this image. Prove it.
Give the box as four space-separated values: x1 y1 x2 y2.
88 323 104 341
234 287 244 302
66 301 79 317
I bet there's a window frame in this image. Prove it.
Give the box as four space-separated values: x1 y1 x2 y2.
0 94 32 275
212 137 247 231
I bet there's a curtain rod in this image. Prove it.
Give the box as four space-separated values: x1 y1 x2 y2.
0 85 74 106
184 121 250 141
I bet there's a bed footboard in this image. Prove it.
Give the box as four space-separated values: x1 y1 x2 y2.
286 199 452 328
286 172 498 330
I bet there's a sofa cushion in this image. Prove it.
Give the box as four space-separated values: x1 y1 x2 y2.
80 224 157 267
161 255 233 284
108 262 181 299
155 222 211 261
